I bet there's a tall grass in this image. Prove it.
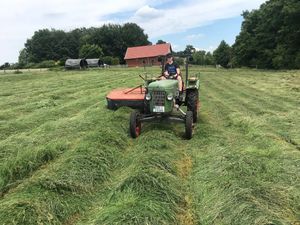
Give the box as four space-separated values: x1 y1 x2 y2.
0 68 299 224
188 69 300 225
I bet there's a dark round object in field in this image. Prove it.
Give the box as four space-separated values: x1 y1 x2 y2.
186 90 199 123
107 99 117 110
130 111 141 138
185 111 193 139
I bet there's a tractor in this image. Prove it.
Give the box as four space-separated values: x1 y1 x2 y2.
106 55 200 139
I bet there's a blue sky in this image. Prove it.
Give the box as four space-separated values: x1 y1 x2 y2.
152 16 244 52
0 0 266 64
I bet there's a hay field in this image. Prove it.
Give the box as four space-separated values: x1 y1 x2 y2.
0 67 299 224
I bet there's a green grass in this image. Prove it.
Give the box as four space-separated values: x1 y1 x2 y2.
0 67 299 225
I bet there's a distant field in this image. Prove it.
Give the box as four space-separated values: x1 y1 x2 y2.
0 67 299 225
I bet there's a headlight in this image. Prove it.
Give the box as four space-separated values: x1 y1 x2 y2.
146 93 151 100
167 94 173 101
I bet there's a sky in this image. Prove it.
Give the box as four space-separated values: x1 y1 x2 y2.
0 0 266 64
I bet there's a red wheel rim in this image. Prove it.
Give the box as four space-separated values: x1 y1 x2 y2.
135 123 141 136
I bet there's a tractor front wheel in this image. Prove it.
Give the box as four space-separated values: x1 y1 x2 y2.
185 111 193 139
130 111 141 138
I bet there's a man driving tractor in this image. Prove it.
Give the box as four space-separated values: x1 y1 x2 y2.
161 53 183 92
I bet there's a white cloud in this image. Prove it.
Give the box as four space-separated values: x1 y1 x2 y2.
200 45 217 53
0 0 266 64
172 44 181 52
134 5 162 19
130 0 265 37
185 34 205 41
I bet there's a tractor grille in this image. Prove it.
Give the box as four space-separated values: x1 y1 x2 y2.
152 91 166 106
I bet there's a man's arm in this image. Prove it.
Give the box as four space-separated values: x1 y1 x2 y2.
175 63 180 76
164 64 169 77
176 67 180 76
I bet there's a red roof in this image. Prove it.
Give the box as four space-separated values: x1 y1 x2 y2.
124 43 171 60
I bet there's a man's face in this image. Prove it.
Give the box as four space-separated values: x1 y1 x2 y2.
167 57 172 63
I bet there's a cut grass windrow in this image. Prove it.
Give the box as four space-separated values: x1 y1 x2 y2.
76 127 190 225
0 67 299 225
187 70 300 225
0 68 192 224
0 106 129 224
0 70 142 194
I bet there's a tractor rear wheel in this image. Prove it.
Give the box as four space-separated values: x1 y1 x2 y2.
130 111 141 138
185 111 193 139
186 90 199 123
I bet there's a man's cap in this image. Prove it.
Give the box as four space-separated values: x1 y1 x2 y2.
166 53 173 58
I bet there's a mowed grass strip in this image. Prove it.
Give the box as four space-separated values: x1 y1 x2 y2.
75 126 189 225
0 69 144 194
188 70 300 225
0 67 299 225
0 67 189 224
0 70 140 140
206 70 299 148
0 105 130 224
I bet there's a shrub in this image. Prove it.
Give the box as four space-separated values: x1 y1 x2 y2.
102 56 113 65
111 57 120 65
24 63 39 69
175 57 184 66
36 60 56 68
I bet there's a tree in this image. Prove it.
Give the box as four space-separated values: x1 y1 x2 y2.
192 50 206 65
23 29 75 63
184 45 196 55
156 40 166 44
205 52 215 65
233 0 300 69
79 44 103 58
19 23 150 65
18 48 30 68
0 62 10 70
213 40 231 68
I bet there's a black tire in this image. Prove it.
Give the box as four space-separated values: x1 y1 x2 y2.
129 111 141 138
185 111 193 139
186 90 199 123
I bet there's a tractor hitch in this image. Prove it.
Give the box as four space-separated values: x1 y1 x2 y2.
139 114 185 123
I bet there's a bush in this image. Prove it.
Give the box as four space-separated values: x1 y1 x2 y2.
36 60 56 68
9 63 22 70
13 70 23 74
102 56 120 65
24 63 37 69
175 57 184 66
102 56 112 65
111 57 120 65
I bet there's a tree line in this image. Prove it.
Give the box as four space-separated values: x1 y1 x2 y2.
183 0 299 69
214 0 300 69
15 23 150 69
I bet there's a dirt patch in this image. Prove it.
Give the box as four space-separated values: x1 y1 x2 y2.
176 153 193 179
176 153 194 225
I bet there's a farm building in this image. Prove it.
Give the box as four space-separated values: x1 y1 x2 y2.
86 59 103 67
124 43 172 67
65 59 88 69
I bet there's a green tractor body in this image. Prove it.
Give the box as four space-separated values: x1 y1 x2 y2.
127 55 200 139
146 80 178 113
